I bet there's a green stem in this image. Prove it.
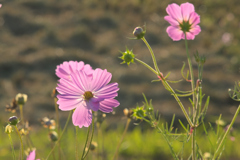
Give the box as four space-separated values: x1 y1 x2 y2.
19 105 24 124
46 111 72 160
141 37 161 74
212 105 240 159
82 117 95 160
15 126 23 160
75 126 79 160
8 133 16 160
54 97 61 160
112 118 131 160
184 33 196 160
161 79 193 127
135 58 158 75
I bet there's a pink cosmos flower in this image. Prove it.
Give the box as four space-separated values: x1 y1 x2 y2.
56 68 120 128
164 2 201 41
55 61 93 79
26 150 40 160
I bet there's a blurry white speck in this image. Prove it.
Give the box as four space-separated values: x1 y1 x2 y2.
55 48 64 56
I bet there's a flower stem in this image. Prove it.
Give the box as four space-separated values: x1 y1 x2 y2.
15 126 23 160
112 118 131 160
8 133 16 160
184 33 196 160
82 117 95 160
46 111 72 160
212 105 240 159
75 126 79 160
135 58 158 75
54 97 61 160
19 104 24 124
141 37 161 74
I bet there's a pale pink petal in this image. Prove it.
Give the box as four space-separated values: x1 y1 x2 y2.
190 25 201 36
0 4 2 8
166 3 183 22
57 95 83 111
166 26 183 41
83 64 94 77
70 71 91 91
72 103 92 128
164 15 179 27
189 12 200 27
26 150 36 160
90 69 112 91
185 32 195 40
94 83 119 99
57 78 84 95
99 99 120 113
180 2 195 21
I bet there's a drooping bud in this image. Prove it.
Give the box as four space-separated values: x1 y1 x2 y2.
15 93 28 105
8 116 19 126
119 47 135 66
133 26 145 39
49 131 58 142
123 108 133 118
5 124 13 134
89 141 98 151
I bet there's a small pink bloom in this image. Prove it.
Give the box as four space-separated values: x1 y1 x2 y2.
0 4 2 8
56 68 120 128
55 61 93 79
26 150 40 160
164 2 201 41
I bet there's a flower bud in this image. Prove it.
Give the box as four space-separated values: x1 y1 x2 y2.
132 106 147 120
5 124 13 134
89 141 98 151
49 131 58 142
123 108 133 118
15 93 28 105
9 116 19 126
133 27 145 39
119 47 135 66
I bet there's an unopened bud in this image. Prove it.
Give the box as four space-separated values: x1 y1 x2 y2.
9 116 19 126
133 27 145 39
15 93 28 105
89 141 98 151
5 124 13 134
49 131 58 142
123 108 133 118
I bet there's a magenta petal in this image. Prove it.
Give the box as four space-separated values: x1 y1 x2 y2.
189 12 200 27
166 3 183 22
72 103 92 128
166 26 183 41
84 64 93 77
180 2 195 21
90 69 112 91
87 100 99 111
164 15 179 27
27 150 36 160
185 32 195 40
99 99 120 113
190 25 201 36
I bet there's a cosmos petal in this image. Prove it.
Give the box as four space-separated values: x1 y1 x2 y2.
99 99 120 113
180 2 195 21
72 103 92 128
166 26 183 41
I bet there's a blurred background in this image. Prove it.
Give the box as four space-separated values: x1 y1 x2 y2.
0 0 240 159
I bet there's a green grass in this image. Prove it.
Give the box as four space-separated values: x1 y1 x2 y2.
1 119 240 160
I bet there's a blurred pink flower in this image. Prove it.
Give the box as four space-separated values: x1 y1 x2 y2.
164 2 201 41
26 150 40 160
55 61 93 79
56 68 119 128
0 4 2 8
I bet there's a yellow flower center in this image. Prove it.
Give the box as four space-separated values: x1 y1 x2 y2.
84 91 93 101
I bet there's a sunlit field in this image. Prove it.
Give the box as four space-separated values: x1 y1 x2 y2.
1 0 240 160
